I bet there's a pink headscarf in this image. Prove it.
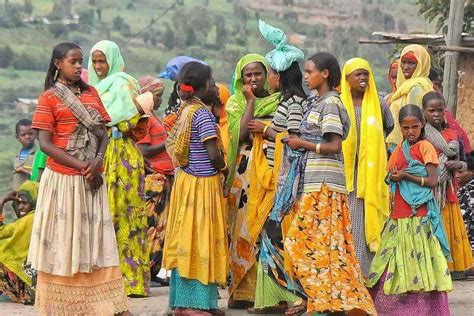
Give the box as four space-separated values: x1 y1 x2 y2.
138 76 164 94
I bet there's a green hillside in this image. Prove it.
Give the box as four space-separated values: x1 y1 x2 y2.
0 0 434 197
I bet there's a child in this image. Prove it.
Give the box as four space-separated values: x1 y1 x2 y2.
136 76 174 286
13 119 36 190
0 181 38 305
422 91 473 279
26 42 129 314
163 62 228 315
367 104 452 315
283 52 375 315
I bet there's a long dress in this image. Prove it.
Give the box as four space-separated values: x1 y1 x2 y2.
163 104 227 310
348 101 393 277
104 113 150 296
285 92 376 314
27 87 128 314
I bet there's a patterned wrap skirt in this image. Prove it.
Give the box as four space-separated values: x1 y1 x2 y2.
26 168 128 315
285 185 376 314
366 216 453 315
144 173 173 279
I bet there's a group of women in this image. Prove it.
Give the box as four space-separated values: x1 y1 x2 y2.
0 18 472 316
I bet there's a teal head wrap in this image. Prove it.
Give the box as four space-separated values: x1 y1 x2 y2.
258 20 304 72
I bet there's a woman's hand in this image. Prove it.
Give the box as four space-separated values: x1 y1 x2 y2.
248 120 265 134
445 160 463 172
242 84 256 102
82 158 102 182
390 170 406 182
1 191 20 205
282 135 302 150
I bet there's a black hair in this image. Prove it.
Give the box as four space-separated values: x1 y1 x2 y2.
201 85 221 108
307 52 341 90
178 61 212 100
422 91 445 109
44 42 89 91
429 68 442 81
15 119 32 135
467 151 474 171
399 104 426 140
278 62 306 101
167 82 180 111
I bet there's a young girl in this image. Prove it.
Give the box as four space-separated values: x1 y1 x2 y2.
136 76 175 286
163 62 228 315
422 91 473 279
283 52 375 315
27 42 129 314
367 104 452 315
340 58 394 277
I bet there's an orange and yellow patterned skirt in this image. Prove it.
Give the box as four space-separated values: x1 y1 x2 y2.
284 185 376 315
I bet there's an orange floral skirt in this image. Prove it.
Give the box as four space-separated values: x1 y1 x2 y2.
284 185 376 314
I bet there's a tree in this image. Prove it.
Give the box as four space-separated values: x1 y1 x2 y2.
163 27 175 50
113 16 125 31
24 0 33 15
185 28 197 46
0 45 14 68
79 9 94 26
417 0 474 32
48 23 68 38
214 15 226 47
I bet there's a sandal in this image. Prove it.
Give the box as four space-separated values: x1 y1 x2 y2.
227 297 254 309
173 308 212 316
285 301 307 316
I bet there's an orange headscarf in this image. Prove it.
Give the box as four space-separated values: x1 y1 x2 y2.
216 83 231 153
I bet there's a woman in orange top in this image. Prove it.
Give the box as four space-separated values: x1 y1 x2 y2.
26 42 129 315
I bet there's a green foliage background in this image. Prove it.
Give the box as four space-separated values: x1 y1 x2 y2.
0 0 434 201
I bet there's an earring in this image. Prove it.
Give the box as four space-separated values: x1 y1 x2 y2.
54 69 59 81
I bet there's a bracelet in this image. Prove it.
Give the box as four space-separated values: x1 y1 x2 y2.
263 125 269 135
420 177 424 187
219 161 228 171
96 154 104 161
316 143 321 154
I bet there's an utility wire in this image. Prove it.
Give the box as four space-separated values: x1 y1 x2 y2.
121 0 182 47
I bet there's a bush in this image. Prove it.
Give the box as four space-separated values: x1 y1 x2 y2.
0 46 14 68
48 23 69 38
79 8 95 26
13 52 48 71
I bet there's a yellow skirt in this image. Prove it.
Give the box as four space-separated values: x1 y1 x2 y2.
162 170 228 285
442 202 473 272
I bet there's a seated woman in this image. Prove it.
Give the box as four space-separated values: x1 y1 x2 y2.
0 180 39 304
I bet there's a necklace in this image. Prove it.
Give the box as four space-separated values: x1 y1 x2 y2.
57 78 81 96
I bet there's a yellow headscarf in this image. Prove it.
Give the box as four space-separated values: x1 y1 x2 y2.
386 45 433 145
341 58 390 252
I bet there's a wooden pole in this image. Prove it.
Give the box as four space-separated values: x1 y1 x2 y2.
443 0 465 115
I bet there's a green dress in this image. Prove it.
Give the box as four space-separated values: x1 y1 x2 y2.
104 114 150 296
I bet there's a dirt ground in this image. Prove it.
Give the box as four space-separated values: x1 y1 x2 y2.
1 281 473 315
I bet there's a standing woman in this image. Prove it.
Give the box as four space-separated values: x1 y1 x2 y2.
385 59 398 106
284 53 376 315
163 62 228 314
422 91 473 279
27 42 129 314
340 57 393 277
247 20 307 313
386 44 433 147
88 40 150 297
226 54 280 308
136 76 175 285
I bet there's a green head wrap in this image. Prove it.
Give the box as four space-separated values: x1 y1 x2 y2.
16 180 39 208
225 54 281 186
87 40 140 126
258 20 304 72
